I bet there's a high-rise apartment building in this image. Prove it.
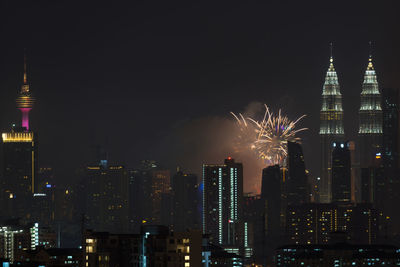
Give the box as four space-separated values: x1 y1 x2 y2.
286 203 378 245
242 194 262 261
202 157 243 247
319 50 345 203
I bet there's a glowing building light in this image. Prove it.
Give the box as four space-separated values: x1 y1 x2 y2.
2 132 34 142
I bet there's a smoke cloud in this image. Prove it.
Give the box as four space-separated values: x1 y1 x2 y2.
159 102 268 194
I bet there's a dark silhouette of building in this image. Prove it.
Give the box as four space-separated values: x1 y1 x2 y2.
331 141 351 203
260 165 284 263
361 166 385 205
85 162 129 233
171 170 200 232
15 247 81 266
381 88 400 237
202 157 243 248
128 161 173 232
149 169 171 225
242 193 263 263
382 88 400 174
287 141 309 205
348 141 359 202
128 160 158 232
31 193 53 227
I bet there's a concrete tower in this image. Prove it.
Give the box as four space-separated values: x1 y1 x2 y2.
16 52 35 131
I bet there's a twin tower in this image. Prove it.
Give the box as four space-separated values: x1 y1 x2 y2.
319 48 382 203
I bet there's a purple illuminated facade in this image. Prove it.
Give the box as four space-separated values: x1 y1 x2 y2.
19 108 32 130
16 55 35 131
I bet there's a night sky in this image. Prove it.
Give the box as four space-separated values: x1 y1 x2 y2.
0 1 399 191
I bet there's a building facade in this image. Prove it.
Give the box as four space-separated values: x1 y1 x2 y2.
286 141 308 205
382 88 399 173
85 163 129 233
172 171 200 232
331 141 351 203
276 243 400 267
286 203 378 245
83 226 202 267
202 157 243 248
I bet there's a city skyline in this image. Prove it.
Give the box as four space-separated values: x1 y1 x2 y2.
1 2 400 266
0 2 399 189
0 47 393 192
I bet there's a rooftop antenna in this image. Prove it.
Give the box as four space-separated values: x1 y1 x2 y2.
23 48 27 85
369 41 373 61
327 42 335 72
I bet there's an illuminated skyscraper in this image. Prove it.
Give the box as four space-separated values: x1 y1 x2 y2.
358 53 383 167
1 55 37 221
319 47 344 203
202 157 243 247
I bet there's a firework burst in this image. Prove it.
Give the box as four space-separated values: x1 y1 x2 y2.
231 104 307 166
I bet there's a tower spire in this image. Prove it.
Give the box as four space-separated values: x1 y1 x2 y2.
328 43 335 71
367 41 374 70
23 49 27 85
21 49 30 93
369 41 372 60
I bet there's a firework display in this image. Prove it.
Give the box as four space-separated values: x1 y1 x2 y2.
231 104 307 165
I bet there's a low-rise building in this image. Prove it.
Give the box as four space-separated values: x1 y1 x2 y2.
276 243 400 266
